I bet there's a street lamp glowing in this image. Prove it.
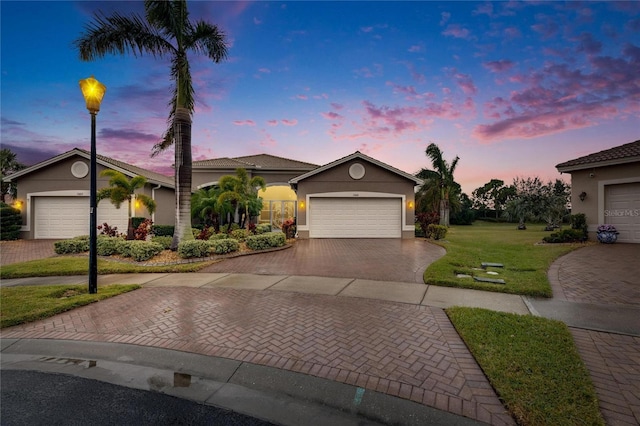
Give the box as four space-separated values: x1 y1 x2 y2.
79 75 106 113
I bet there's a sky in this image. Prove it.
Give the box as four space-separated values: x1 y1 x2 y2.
1 1 639 195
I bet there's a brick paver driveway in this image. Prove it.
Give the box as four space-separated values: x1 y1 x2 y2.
2 287 513 424
202 239 446 284
0 240 58 267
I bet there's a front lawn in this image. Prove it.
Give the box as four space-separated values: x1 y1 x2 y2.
447 307 603 426
424 222 587 297
1 284 140 328
0 257 217 279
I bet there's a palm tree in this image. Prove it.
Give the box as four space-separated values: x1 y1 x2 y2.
416 143 460 226
1 148 26 201
75 0 228 249
191 186 224 231
218 168 266 230
97 170 156 239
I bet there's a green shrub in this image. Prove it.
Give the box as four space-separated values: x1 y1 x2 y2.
245 232 286 250
415 224 425 237
426 224 448 240
0 203 22 240
542 229 586 243
151 225 174 237
177 240 212 259
96 236 121 256
115 240 163 261
209 233 230 240
231 229 248 241
210 238 240 254
255 223 271 234
151 236 172 250
571 213 588 238
131 217 147 229
54 238 89 254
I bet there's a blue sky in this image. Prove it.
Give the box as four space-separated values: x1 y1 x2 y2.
2 1 639 194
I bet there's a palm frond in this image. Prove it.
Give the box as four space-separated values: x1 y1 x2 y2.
188 21 228 62
135 194 156 214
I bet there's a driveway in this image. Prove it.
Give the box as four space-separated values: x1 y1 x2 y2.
0 240 58 267
201 239 446 284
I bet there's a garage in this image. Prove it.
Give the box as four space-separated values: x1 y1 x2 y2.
604 182 640 243
309 197 401 238
34 196 129 239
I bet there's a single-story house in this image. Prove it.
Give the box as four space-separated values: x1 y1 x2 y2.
7 148 422 240
556 139 640 243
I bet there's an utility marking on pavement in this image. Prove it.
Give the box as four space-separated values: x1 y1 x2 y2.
353 387 365 406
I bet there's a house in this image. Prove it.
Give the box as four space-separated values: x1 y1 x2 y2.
7 149 422 240
556 139 640 243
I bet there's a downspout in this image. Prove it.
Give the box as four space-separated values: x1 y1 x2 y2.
151 183 162 223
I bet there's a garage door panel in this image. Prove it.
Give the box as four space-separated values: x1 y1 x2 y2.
605 182 640 244
35 197 129 239
310 198 401 238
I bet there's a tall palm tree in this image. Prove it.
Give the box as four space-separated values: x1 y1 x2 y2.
75 0 228 249
97 170 156 239
416 143 460 226
218 168 266 230
1 148 26 201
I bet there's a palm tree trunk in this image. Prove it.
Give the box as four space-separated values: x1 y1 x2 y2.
171 107 195 250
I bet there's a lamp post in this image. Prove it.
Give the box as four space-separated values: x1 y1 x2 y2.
79 76 106 294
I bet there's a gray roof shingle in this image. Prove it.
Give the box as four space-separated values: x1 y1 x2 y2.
193 153 318 170
556 140 640 171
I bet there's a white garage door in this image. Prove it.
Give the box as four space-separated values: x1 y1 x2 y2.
605 183 640 244
34 197 129 239
310 198 401 238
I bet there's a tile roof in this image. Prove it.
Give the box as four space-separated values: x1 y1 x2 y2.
556 140 640 171
193 153 318 170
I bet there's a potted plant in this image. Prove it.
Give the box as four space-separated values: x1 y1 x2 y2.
596 224 619 244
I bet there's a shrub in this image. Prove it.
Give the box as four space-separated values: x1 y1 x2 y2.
97 222 123 238
247 222 256 234
0 203 21 240
54 237 89 254
571 213 588 239
134 219 153 240
96 236 121 256
543 229 586 243
116 240 163 261
151 225 174 237
131 217 147 229
415 224 425 237
210 238 240 255
282 218 296 239
231 229 248 241
255 223 271 234
195 226 214 240
426 224 448 240
151 236 172 250
416 212 440 237
177 240 212 259
209 233 230 240
245 232 286 250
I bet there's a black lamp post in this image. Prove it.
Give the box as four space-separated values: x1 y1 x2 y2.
79 76 106 294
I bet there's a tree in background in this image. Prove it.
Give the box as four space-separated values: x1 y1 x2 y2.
504 177 570 230
75 0 228 249
472 179 516 219
0 148 26 202
218 168 266 230
97 170 156 239
416 143 461 226
191 186 231 232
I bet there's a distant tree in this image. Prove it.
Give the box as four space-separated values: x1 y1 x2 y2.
217 168 266 230
503 177 570 230
75 0 228 250
0 148 26 201
97 170 156 239
450 193 476 225
416 143 461 226
472 179 516 219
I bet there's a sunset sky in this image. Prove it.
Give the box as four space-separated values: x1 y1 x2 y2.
2 1 639 194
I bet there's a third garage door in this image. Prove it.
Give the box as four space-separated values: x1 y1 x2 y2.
309 197 401 238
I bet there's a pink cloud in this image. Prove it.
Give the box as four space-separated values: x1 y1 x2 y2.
504 27 521 39
453 72 477 95
281 119 298 126
442 24 471 40
483 59 515 73
296 94 308 100
267 120 278 126
531 14 559 39
321 111 342 120
408 44 424 53
330 103 344 110
233 120 255 126
258 68 271 74
573 32 602 55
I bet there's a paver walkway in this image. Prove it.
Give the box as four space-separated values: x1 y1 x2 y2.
1 286 514 425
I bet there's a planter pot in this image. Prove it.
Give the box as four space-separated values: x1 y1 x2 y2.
597 231 618 244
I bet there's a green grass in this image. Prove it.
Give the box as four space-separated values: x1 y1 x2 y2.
0 257 217 279
447 307 604 426
1 284 140 328
424 222 588 297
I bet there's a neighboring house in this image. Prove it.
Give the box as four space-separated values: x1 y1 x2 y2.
5 148 175 239
556 139 640 243
7 149 422 240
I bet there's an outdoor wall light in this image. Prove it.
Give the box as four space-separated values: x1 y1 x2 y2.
408 201 414 208
579 191 587 202
299 201 305 208
14 200 23 210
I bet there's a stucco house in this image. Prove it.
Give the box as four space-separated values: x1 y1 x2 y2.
556 139 640 243
7 149 422 240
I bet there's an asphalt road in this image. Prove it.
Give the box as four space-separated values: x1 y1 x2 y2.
1 370 275 426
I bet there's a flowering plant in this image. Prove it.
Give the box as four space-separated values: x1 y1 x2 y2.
597 224 618 233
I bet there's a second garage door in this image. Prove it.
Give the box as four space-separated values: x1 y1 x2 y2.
34 196 130 239
605 182 640 243
309 197 401 238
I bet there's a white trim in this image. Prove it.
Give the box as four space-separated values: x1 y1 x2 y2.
298 191 413 233
597 176 640 225
196 181 219 189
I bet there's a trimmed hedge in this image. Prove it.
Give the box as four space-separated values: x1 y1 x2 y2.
151 235 172 249
0 203 22 240
151 224 174 237
96 236 121 256
211 238 240 255
426 224 448 240
177 240 212 258
542 229 586 244
255 223 272 234
230 229 249 241
54 236 89 254
245 232 286 250
116 240 163 261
